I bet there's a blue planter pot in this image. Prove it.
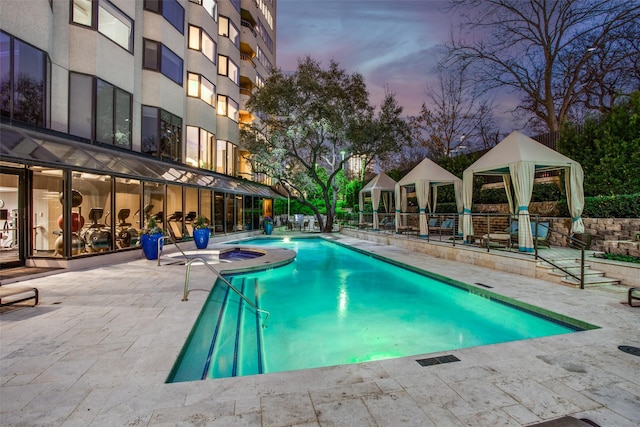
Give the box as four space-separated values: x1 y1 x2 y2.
264 222 273 235
140 233 163 260
193 227 210 249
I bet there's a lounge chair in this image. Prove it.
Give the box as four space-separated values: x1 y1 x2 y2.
430 218 455 235
509 221 551 247
0 285 39 307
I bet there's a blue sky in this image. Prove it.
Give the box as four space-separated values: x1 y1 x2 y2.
276 0 456 117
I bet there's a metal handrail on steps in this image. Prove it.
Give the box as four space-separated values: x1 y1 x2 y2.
182 257 270 327
534 226 586 289
155 235 270 326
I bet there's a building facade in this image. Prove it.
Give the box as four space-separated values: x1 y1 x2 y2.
0 0 277 267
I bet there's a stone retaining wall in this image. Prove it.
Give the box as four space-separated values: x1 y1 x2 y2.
545 217 640 252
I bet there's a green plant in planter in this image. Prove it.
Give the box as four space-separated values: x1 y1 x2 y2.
194 215 208 229
141 216 164 260
193 215 210 249
145 216 163 235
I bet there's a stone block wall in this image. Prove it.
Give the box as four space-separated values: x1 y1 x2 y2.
545 217 640 252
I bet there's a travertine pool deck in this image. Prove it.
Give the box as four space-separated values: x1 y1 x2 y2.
1 234 639 426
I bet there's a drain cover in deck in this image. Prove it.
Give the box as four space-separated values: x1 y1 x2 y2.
618 345 640 356
416 354 460 367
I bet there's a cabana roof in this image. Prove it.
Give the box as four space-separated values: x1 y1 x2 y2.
361 172 396 193
397 157 461 187
465 130 579 176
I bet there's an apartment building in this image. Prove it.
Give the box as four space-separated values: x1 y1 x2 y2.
0 0 278 267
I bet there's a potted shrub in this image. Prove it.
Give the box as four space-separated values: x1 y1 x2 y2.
263 215 273 235
193 215 210 249
140 216 164 260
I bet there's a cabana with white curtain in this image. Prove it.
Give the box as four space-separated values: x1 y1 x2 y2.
358 172 397 230
394 158 463 237
461 131 585 252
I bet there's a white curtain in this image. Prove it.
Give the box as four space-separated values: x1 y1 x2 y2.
371 188 381 230
431 186 438 213
415 180 430 237
462 170 474 241
358 190 365 225
394 184 402 232
503 175 516 215
454 180 463 236
566 164 585 234
510 162 535 252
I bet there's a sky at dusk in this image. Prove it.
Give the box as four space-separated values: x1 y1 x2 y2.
275 0 467 118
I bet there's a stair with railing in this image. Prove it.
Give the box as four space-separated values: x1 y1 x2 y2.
204 277 264 378
536 256 621 287
168 276 265 382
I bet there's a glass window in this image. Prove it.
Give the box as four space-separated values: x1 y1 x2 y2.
214 192 224 233
188 26 200 50
216 139 226 174
203 0 218 20
217 95 238 121
68 73 93 139
187 73 199 98
145 107 182 162
72 0 133 52
188 25 216 63
0 35 47 127
69 72 132 147
161 44 183 85
144 0 184 34
31 168 63 258
143 39 159 69
218 54 228 78
219 56 239 85
98 0 133 52
166 184 183 240
115 177 141 249
143 182 165 232
72 0 93 26
143 39 183 85
96 79 114 144
184 187 198 237
114 88 132 148
228 97 238 122
187 73 215 106
163 0 185 34
72 172 113 256
218 16 239 48
185 126 199 167
201 128 214 169
186 126 215 169
142 106 159 156
199 189 212 230
227 142 237 176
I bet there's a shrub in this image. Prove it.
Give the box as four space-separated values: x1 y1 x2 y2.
557 193 640 218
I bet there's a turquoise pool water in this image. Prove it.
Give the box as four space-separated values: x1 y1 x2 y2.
168 237 595 382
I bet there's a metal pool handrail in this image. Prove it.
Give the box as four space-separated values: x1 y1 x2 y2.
182 257 271 328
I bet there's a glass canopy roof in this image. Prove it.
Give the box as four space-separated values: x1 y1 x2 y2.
0 123 282 198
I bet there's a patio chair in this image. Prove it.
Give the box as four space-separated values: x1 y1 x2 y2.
0 285 39 307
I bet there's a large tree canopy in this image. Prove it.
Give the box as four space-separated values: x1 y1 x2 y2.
447 0 640 132
240 56 410 232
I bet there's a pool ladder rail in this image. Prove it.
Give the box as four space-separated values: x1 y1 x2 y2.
157 235 271 328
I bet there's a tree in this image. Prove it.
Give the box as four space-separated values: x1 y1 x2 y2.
409 66 500 161
446 0 640 132
558 91 640 196
240 56 410 232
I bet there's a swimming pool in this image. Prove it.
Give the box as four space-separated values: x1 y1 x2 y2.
167 237 596 382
